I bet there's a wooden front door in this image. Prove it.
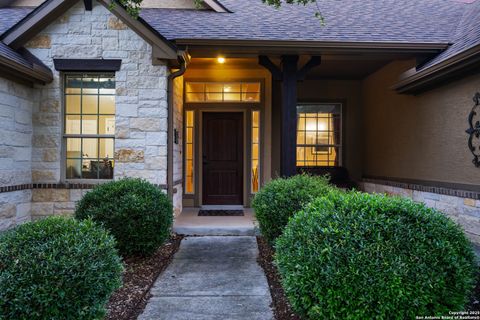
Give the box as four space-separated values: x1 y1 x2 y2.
202 112 243 205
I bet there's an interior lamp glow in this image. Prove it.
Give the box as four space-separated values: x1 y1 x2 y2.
217 57 226 64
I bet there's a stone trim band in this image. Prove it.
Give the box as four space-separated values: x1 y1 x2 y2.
363 176 480 200
0 182 168 193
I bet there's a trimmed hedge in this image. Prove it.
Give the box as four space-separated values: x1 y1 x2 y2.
276 192 477 319
75 178 173 256
252 174 334 244
0 217 122 320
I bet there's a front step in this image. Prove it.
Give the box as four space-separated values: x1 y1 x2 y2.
174 225 257 236
173 208 258 236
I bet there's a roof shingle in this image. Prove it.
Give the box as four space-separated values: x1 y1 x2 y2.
420 1 480 69
141 0 467 44
0 7 34 35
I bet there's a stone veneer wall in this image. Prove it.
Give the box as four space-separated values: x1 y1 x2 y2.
25 1 169 219
361 180 480 244
0 78 37 230
31 187 90 219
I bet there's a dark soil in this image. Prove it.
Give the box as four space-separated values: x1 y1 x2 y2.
257 236 301 320
106 234 183 320
468 272 480 311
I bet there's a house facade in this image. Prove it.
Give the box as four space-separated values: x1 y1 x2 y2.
0 0 480 243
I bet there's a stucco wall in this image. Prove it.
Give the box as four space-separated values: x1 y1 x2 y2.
271 79 363 181
25 1 169 218
362 60 480 187
0 77 37 230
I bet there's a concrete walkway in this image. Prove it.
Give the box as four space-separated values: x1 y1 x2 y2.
138 236 273 320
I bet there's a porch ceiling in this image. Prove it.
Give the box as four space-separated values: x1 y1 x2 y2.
187 55 401 80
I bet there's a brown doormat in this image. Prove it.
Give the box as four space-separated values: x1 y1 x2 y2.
198 210 244 216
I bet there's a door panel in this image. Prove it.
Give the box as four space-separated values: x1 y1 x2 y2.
203 112 243 205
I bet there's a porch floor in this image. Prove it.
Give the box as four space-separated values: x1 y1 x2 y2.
173 208 257 236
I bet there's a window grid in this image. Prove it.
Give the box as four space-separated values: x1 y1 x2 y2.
296 105 341 167
185 110 195 194
185 82 261 103
64 73 115 180
251 110 260 193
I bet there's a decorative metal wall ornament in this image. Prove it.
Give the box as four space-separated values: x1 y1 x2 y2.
466 92 480 167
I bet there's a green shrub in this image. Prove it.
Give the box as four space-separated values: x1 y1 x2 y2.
252 174 334 244
75 178 173 256
275 191 477 319
0 217 122 320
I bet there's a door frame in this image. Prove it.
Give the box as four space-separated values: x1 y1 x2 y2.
201 111 245 205
182 78 267 208
183 106 257 207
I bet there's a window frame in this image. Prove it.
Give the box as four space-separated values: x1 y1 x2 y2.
184 110 195 194
61 72 116 183
296 102 343 168
185 81 262 104
251 109 261 194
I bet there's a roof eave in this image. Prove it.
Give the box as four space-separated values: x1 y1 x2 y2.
0 54 53 84
203 0 231 13
393 44 480 94
174 39 450 55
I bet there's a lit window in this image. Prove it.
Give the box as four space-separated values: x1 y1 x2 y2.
252 110 260 193
296 104 341 167
185 82 261 103
185 111 195 194
64 74 115 179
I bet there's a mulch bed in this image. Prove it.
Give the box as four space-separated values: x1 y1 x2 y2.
467 272 480 311
106 234 183 320
257 236 301 320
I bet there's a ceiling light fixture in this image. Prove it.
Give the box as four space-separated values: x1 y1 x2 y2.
217 57 226 64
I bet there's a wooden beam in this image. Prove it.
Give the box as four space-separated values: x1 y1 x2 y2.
258 55 282 81
280 55 299 177
297 56 321 80
83 0 93 11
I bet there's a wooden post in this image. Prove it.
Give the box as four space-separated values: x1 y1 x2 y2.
280 55 299 177
259 55 321 177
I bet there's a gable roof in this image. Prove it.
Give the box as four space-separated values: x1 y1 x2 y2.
0 0 177 59
0 0 180 84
